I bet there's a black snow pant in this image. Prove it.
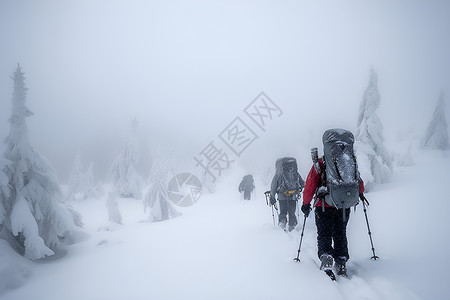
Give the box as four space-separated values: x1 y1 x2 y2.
243 190 251 200
314 207 350 261
278 200 297 228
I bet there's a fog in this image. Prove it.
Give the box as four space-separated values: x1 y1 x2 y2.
1 0 449 182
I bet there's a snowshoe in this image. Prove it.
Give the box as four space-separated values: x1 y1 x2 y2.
319 254 333 270
335 256 348 277
324 269 336 281
335 263 347 277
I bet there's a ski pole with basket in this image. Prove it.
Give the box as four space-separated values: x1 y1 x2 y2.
359 193 379 260
293 214 308 262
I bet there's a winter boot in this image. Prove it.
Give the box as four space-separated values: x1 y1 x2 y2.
335 256 347 277
288 225 296 232
319 254 333 271
278 222 286 230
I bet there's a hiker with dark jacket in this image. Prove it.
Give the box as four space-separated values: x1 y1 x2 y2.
270 157 305 232
301 129 365 277
238 174 255 200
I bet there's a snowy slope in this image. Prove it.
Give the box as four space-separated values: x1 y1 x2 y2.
1 150 449 300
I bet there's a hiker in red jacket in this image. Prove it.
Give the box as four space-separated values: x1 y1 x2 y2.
300 129 365 277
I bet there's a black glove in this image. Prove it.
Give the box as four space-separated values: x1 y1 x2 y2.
270 196 276 205
301 204 311 217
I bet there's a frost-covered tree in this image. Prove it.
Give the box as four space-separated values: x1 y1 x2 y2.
355 67 392 185
0 158 10 230
0 65 75 260
422 92 449 150
84 162 98 197
66 154 98 201
110 120 144 199
106 192 122 225
144 157 180 222
66 153 85 201
144 181 181 222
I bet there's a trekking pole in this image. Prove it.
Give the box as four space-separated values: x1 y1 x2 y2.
296 192 302 220
360 194 379 260
264 191 276 228
271 205 276 227
293 214 307 262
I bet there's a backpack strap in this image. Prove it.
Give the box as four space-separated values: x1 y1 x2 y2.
333 157 343 181
313 157 328 212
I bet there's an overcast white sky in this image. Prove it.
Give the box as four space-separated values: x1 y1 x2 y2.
1 0 449 180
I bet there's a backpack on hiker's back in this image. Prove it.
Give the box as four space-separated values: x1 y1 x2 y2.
239 174 255 192
273 157 304 200
315 129 360 209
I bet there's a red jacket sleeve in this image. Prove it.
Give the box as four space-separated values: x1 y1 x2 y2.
359 178 365 194
303 163 321 206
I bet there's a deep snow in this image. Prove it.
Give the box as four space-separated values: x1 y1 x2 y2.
1 150 449 300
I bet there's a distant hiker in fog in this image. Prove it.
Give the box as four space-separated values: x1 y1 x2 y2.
238 174 255 200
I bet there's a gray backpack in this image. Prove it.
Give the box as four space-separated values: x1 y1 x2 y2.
322 129 360 209
275 157 303 198
239 174 255 192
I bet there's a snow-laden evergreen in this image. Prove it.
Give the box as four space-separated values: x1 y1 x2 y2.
0 65 75 260
106 192 122 225
66 154 86 201
66 154 98 201
355 68 392 185
144 157 180 222
0 157 10 228
144 181 181 222
110 121 144 199
84 163 99 198
422 92 449 150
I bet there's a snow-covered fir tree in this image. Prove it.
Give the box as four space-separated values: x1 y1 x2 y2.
84 162 98 197
144 181 181 222
422 92 449 150
144 157 180 222
0 65 75 260
66 153 85 201
355 67 392 185
0 157 10 230
110 120 144 199
106 192 122 225
66 154 98 201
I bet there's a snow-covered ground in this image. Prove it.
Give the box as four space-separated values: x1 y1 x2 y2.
1 150 449 300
